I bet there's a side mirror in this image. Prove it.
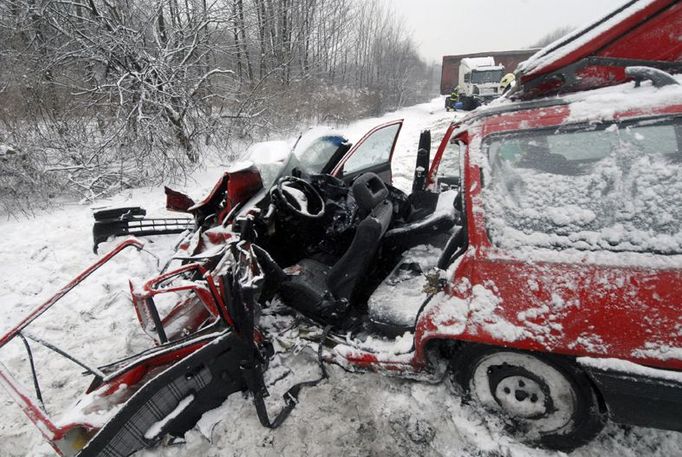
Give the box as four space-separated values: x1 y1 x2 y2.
464 74 471 83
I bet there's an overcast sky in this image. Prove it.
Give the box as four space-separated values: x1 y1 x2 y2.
389 0 630 63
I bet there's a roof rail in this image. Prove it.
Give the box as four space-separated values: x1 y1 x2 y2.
625 66 680 88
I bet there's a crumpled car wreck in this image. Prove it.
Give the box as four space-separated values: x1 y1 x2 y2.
2 1 682 455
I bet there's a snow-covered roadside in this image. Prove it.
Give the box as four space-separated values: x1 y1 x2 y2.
0 98 680 457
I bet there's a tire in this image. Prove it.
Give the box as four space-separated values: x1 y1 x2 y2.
451 345 606 451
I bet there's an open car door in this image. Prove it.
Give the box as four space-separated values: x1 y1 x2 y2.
330 119 403 185
513 0 682 100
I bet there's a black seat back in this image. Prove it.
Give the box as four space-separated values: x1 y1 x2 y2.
352 172 389 216
327 200 392 302
327 174 392 302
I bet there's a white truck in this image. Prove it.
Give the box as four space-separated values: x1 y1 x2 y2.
458 56 504 110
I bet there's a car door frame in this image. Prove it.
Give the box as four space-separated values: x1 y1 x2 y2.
329 119 403 184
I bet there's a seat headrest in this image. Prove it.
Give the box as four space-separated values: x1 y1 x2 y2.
352 173 389 212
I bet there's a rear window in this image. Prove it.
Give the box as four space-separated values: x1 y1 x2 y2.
483 118 682 254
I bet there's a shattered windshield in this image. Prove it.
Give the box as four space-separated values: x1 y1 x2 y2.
260 135 347 189
483 118 682 254
295 135 347 173
471 69 503 84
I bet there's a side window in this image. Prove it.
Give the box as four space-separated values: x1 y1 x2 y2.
483 118 682 253
434 137 461 191
343 123 400 174
621 124 678 156
437 138 461 179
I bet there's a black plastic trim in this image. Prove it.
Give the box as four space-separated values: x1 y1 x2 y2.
583 366 682 432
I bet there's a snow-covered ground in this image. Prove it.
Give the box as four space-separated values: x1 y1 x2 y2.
1 98 681 457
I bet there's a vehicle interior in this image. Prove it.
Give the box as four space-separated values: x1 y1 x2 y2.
252 129 466 337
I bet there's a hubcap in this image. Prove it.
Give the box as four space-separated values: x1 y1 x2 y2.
494 375 547 418
470 352 577 434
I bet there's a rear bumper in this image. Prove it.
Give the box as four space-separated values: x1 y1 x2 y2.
578 358 682 432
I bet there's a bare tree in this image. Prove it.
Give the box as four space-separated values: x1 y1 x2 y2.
0 0 436 213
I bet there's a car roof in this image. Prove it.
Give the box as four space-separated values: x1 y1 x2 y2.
456 74 682 136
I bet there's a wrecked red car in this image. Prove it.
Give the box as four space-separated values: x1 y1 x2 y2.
2 0 682 455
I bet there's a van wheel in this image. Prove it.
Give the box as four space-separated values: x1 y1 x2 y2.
451 346 605 451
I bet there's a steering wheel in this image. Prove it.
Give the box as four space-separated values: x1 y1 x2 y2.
272 176 325 219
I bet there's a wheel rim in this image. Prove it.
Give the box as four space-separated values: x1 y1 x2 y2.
494 375 547 418
470 352 577 434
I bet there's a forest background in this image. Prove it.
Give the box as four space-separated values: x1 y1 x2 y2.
0 0 440 213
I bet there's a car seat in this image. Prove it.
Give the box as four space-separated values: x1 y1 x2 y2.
278 173 393 324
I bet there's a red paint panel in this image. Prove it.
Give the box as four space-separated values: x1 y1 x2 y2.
518 0 682 98
412 99 682 374
470 256 682 371
522 0 681 80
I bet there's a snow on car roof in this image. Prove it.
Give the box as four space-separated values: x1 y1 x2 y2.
462 74 682 129
564 75 682 123
517 0 658 76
